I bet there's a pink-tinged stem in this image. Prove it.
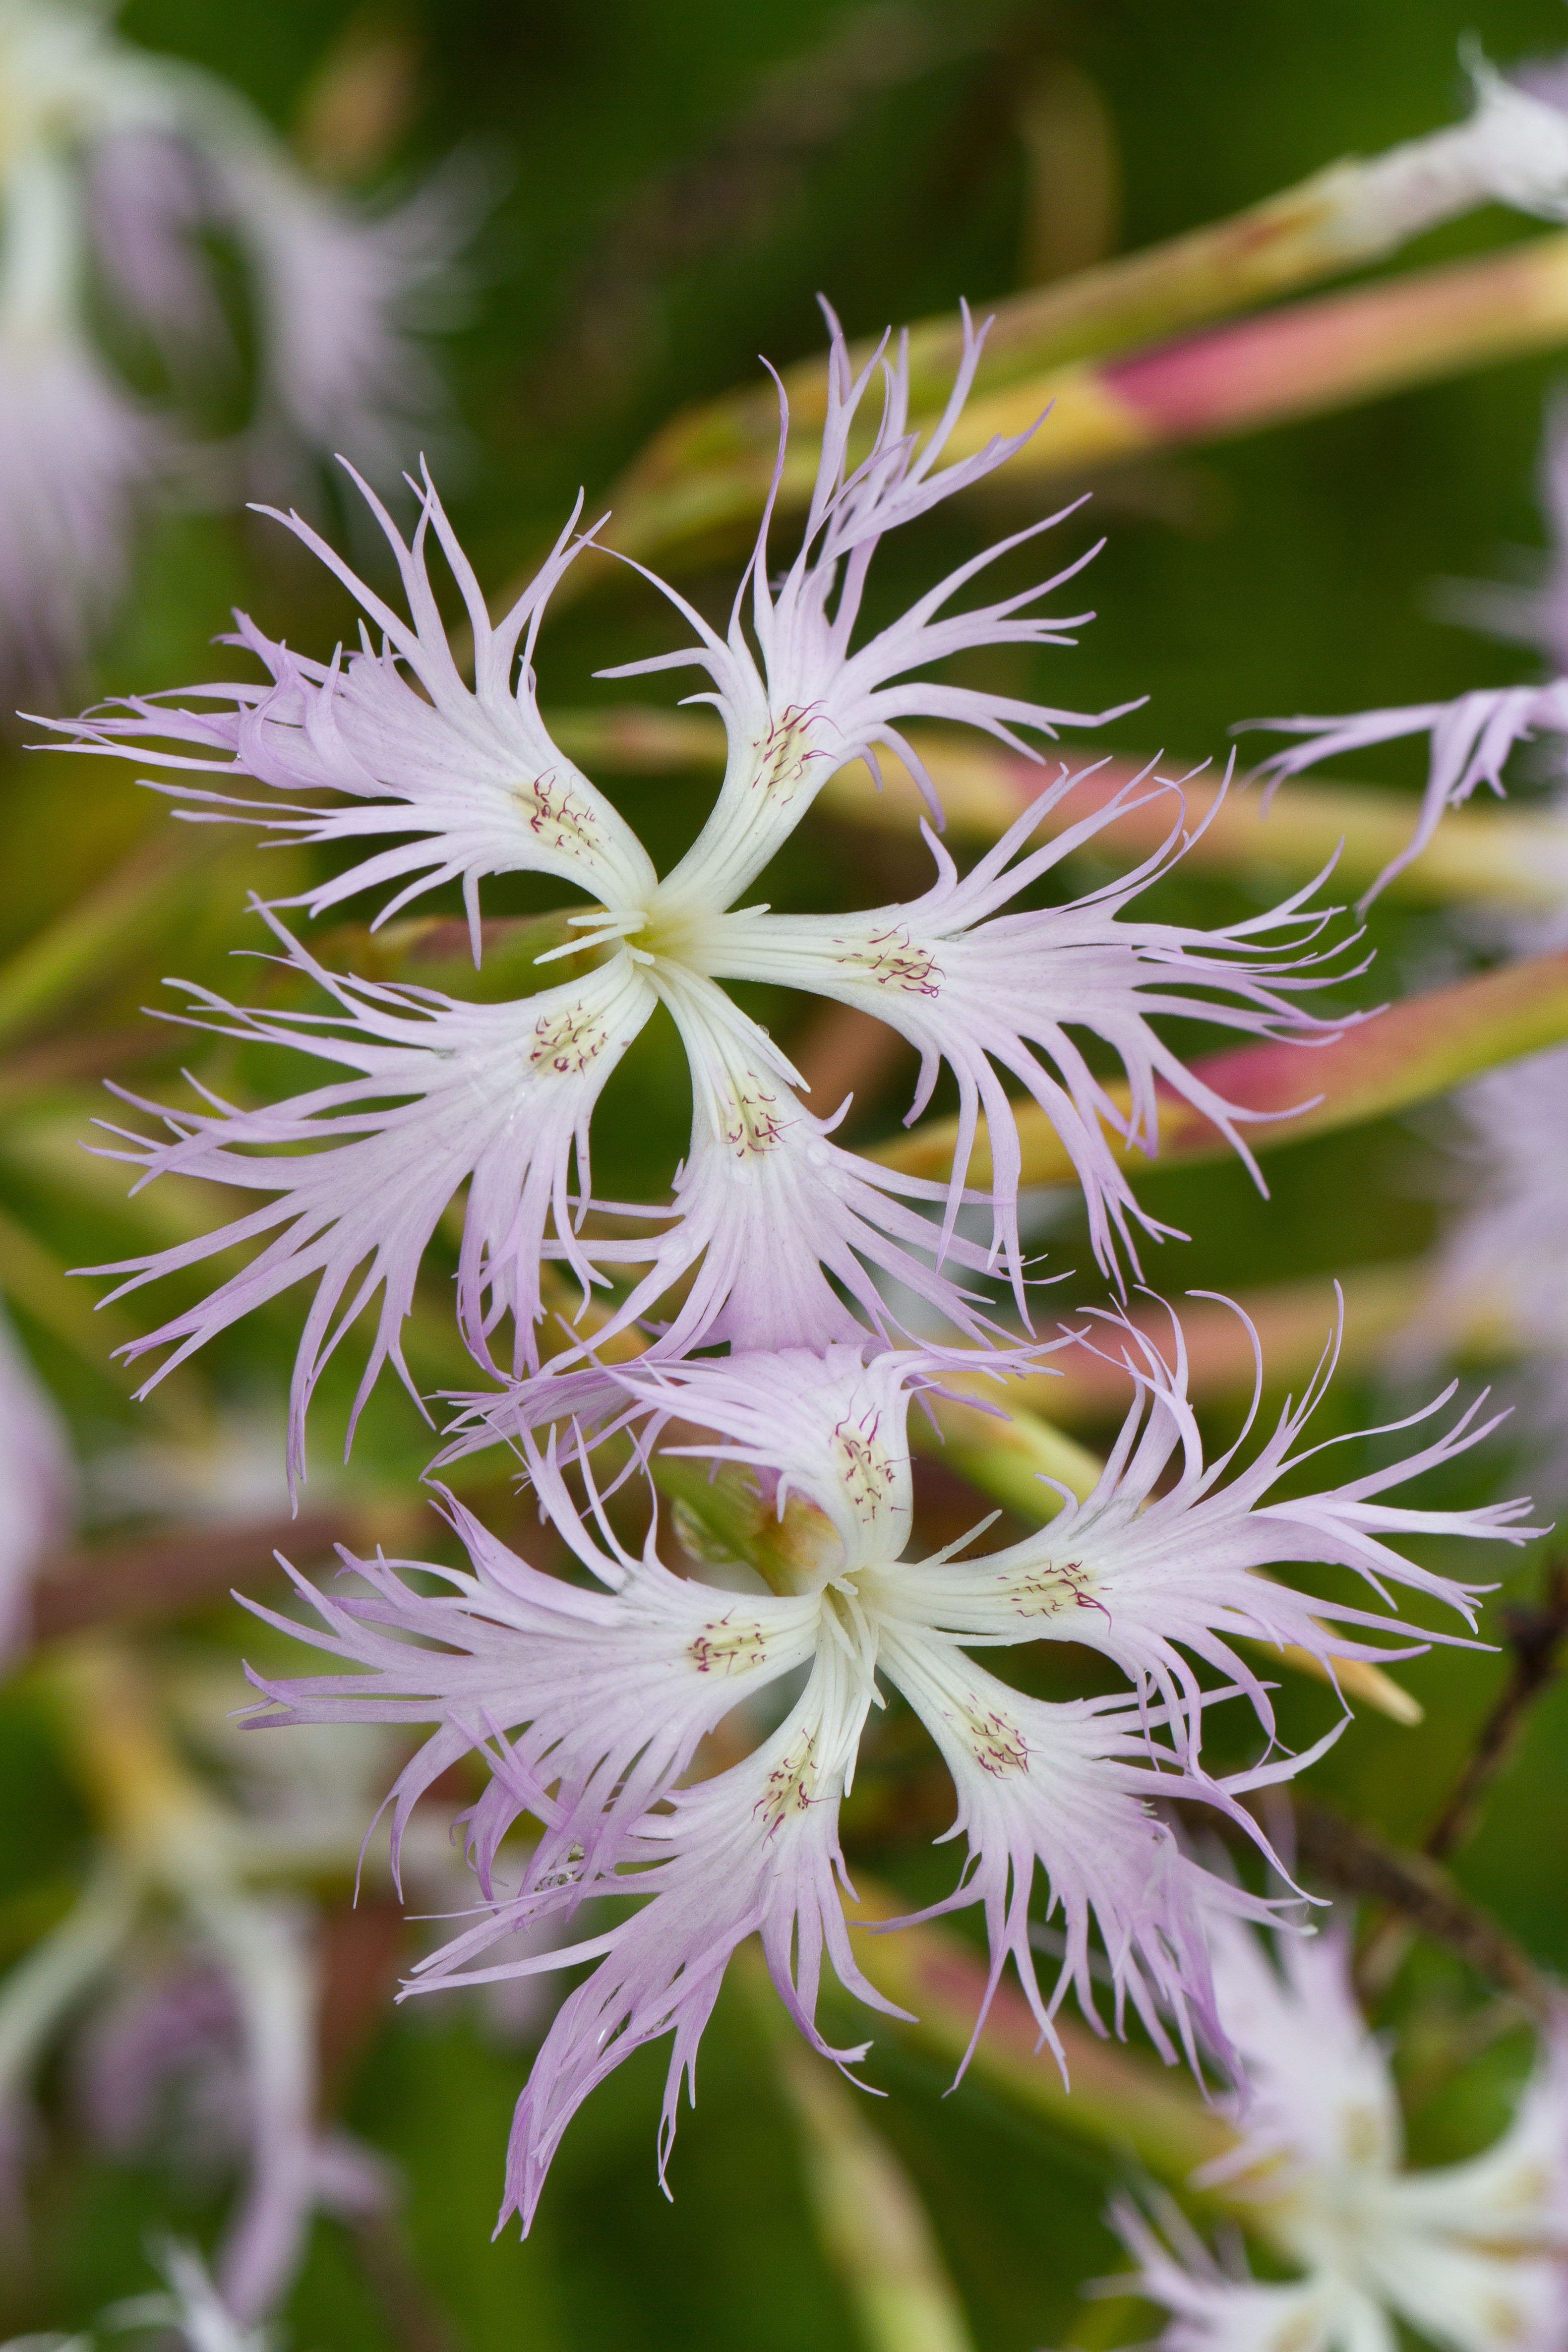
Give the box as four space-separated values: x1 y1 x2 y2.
1013 1264 1433 1430
539 709 1568 911
550 231 1568 585
907 232 1568 479
841 1874 1249 2196
623 123 1568 486
820 738 1568 912
876 947 1568 1187
1107 231 1568 440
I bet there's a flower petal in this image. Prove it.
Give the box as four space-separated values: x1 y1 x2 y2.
607 305 1134 916
888 1299 1533 1749
1240 684 1564 907
85 916 657 1485
697 761 1356 1287
872 1626 1291 2077
45 465 655 943
241 1486 818 1898
409 1644 898 2235
565 968 1013 1358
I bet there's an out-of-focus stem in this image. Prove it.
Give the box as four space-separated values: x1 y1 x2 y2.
43 1637 232 1884
769 2018 978 2352
876 946 1568 1188
315 909 599 999
546 705 727 776
1020 1265 1434 1430
535 709 1568 912
1360 1560 1568 1995
961 230 1568 479
0 1024 174 1118
840 1875 1250 2203
30 1489 437 1641
915 1370 1103 1519
1058 2286 1150 2351
0 829 225 1054
1424 1560 1568 1862
623 112 1568 484
1293 1794 1559 2021
583 232 1568 577
920 1367 1420 1726
293 17 420 180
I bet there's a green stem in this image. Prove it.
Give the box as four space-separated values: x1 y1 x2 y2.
650 1454 834 1596
753 1979 978 2352
876 947 1568 1189
531 710 1568 915
567 231 1568 583
0 829 223 1054
839 1876 1252 2209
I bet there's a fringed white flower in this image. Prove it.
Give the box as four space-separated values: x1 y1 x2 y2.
1240 679 1568 908
1397 1043 1568 1501
83 913 659 1485
598 300 1139 912
0 1858 381 2325
0 138 160 684
698 761 1358 1283
50 316 1365 1456
870 1300 1533 1753
80 910 1012 1488
0 0 473 677
1116 1914 1568 2352
240 1322 1531 2231
55 473 651 952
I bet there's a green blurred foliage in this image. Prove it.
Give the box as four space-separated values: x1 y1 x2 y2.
4 1 1568 2346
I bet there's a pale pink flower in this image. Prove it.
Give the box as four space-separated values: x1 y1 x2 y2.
1116 1915 1568 2352
698 775 1351 1285
79 909 1006 1487
0 1304 74 1664
0 1877 373 2326
1239 679 1568 907
1110 2207 1355 2352
0 0 473 677
0 1679 399 2326
0 141 161 684
1399 1043 1568 1499
52 319 1359 1477
240 1323 1530 2230
103 2238 282 2351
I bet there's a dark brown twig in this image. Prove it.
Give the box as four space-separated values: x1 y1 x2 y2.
1424 1558 1568 1864
32 1512 364 1639
1292 1794 1559 2024
1351 1557 1568 2000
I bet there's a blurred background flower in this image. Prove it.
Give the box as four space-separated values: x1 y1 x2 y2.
0 0 476 689
6 3 1568 2348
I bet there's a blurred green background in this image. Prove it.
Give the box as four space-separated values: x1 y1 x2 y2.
5 2 1568 2345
